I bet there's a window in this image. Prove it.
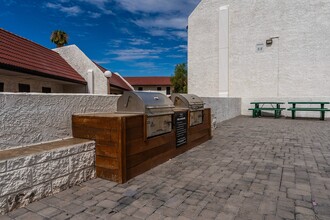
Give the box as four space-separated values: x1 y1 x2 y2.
0 82 3 92
42 87 51 93
157 87 161 91
19 83 30 92
138 87 143 91
166 87 170 95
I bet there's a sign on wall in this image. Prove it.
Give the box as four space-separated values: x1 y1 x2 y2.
174 111 187 147
256 43 264 53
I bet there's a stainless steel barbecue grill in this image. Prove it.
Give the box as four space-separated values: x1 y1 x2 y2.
171 93 204 126
117 91 174 138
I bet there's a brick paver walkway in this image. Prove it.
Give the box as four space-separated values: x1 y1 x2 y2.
1 116 330 220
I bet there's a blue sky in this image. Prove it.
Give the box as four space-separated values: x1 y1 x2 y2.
0 0 200 77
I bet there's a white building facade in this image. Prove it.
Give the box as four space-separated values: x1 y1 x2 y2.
188 0 330 114
54 45 108 94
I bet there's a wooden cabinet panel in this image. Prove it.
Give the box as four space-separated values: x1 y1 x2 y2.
72 109 211 183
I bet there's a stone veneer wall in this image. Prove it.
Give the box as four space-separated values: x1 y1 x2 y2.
0 139 95 214
0 93 119 151
202 97 241 125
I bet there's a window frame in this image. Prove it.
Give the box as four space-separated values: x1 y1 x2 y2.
0 82 4 92
42 87 51 93
18 83 30 92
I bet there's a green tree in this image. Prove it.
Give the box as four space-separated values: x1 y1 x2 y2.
171 63 187 93
50 30 68 47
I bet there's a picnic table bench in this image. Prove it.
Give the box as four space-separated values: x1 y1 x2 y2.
249 102 285 118
287 101 330 120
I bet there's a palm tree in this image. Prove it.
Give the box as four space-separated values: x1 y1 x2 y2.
50 30 68 47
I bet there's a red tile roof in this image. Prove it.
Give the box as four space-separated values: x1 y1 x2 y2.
0 28 86 84
93 62 133 91
124 77 172 86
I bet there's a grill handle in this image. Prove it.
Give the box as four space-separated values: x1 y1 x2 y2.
125 96 132 108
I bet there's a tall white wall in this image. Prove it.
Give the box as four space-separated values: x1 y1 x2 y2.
53 45 108 94
218 5 229 97
0 93 119 150
188 0 228 97
189 0 330 102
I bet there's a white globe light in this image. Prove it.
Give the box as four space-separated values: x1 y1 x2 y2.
104 70 112 78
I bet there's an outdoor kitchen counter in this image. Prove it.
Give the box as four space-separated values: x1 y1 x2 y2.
72 109 212 183
73 112 142 117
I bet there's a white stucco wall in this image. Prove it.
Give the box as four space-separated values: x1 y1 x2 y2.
0 74 64 93
188 0 228 97
53 45 108 94
0 93 119 150
189 0 330 101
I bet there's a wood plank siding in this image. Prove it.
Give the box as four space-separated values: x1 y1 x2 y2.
72 109 211 183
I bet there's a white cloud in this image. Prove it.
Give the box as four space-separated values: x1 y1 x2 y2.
93 58 112 64
87 11 101 18
45 2 82 16
116 0 200 15
134 17 187 30
167 54 185 58
128 38 150 46
107 38 150 48
79 0 113 15
145 29 187 40
174 45 187 52
171 31 187 39
115 0 200 40
107 39 124 48
133 62 157 68
107 48 162 61
147 29 168 37
119 27 132 35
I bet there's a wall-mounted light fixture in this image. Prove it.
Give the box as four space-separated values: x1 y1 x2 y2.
266 36 279 47
266 38 273 47
104 70 112 78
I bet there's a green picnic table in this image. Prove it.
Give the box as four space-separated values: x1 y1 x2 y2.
287 101 330 120
249 102 285 118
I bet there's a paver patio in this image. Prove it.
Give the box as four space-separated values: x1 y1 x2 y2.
1 116 330 220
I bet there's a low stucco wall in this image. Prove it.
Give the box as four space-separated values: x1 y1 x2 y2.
0 93 119 150
202 97 241 125
242 97 330 118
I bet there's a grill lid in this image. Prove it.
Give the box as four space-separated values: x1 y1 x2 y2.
171 93 204 110
117 91 174 116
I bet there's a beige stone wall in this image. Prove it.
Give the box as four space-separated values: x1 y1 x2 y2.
0 139 95 214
